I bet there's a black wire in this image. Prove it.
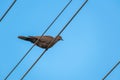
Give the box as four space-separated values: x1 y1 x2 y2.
20 0 88 79
55 0 88 38
102 61 120 80
3 0 72 80
20 49 48 80
0 0 17 22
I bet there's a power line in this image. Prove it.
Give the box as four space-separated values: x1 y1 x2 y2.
102 61 120 80
3 0 72 80
20 0 88 79
20 49 48 80
0 0 17 22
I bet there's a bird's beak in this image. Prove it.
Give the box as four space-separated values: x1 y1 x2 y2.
61 38 63 41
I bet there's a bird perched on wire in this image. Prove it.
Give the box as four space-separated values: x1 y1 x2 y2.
18 35 63 49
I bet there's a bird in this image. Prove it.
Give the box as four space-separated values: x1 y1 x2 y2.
18 35 63 49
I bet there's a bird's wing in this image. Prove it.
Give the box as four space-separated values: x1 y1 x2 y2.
28 36 54 43
34 36 54 43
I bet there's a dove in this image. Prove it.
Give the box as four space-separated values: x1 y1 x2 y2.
18 35 63 49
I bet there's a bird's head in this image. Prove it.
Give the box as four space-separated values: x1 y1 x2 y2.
56 36 63 41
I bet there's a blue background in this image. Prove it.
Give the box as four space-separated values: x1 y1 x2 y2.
0 0 120 80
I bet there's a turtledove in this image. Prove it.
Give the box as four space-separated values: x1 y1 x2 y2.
18 35 63 49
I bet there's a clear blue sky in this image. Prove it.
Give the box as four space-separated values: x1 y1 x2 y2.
0 0 120 80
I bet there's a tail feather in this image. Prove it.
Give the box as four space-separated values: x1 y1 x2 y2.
18 36 31 41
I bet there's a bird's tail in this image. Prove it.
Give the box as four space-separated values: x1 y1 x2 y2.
18 36 31 41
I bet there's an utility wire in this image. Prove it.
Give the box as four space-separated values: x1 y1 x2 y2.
3 0 72 80
0 0 17 22
20 49 48 80
20 0 88 79
102 61 120 80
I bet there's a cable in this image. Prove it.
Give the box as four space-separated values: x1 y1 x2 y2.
20 49 48 80
102 61 120 80
3 0 72 80
0 0 17 22
20 0 88 79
